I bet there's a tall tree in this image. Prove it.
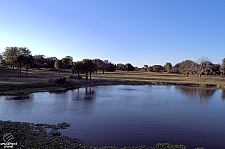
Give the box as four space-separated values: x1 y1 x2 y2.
178 60 195 77
152 65 164 72
143 65 148 71
116 63 125 70
62 58 70 71
102 60 109 74
18 47 33 77
147 66 153 72
24 55 34 77
124 63 135 72
33 55 45 70
164 62 172 72
74 61 83 76
82 59 94 80
92 59 103 73
62 56 73 70
54 60 63 76
2 47 20 69
19 47 31 56
16 55 26 77
221 58 225 75
106 62 116 72
0 54 3 66
212 63 221 75
171 63 180 74
197 57 213 77
46 57 57 70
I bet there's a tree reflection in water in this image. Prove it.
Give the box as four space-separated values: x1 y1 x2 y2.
73 87 96 101
5 94 33 100
177 86 216 100
221 89 225 100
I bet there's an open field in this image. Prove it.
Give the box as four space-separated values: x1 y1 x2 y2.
0 68 225 95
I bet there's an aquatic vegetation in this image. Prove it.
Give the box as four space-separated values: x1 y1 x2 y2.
0 120 86 148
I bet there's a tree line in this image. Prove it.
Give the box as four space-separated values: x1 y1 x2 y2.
1 47 225 79
0 47 118 79
142 57 225 77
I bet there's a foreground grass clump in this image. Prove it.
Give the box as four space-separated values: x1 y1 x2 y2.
0 120 86 148
0 120 204 149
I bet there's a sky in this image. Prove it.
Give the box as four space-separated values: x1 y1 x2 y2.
0 0 225 67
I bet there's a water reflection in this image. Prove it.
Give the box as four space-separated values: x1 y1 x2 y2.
5 94 33 100
222 90 225 100
176 86 216 100
72 87 96 101
1 85 225 148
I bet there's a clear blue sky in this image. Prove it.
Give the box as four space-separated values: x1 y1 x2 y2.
0 0 225 67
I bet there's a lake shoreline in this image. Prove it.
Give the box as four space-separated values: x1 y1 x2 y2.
0 78 223 95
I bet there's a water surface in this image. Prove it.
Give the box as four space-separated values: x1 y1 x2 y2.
1 85 225 149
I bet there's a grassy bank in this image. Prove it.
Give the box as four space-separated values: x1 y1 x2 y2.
0 68 225 95
0 120 204 149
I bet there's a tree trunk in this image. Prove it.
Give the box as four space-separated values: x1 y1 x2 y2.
90 72 92 80
85 72 88 80
59 69 61 77
103 69 105 74
26 67 28 77
19 62 22 77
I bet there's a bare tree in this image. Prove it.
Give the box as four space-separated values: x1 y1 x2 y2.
197 57 213 77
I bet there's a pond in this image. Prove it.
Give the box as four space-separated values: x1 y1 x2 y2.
1 85 225 149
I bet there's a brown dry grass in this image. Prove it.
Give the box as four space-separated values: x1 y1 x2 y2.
0 68 225 95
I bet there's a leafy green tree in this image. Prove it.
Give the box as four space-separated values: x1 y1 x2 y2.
171 63 180 73
212 63 221 75
46 57 57 70
2 47 20 69
106 62 116 72
82 59 94 80
152 65 164 72
178 60 195 77
124 63 135 72
54 60 63 76
19 47 31 56
33 55 45 69
17 47 33 77
92 58 104 73
164 62 172 72
62 58 70 71
62 56 73 70
74 61 83 76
